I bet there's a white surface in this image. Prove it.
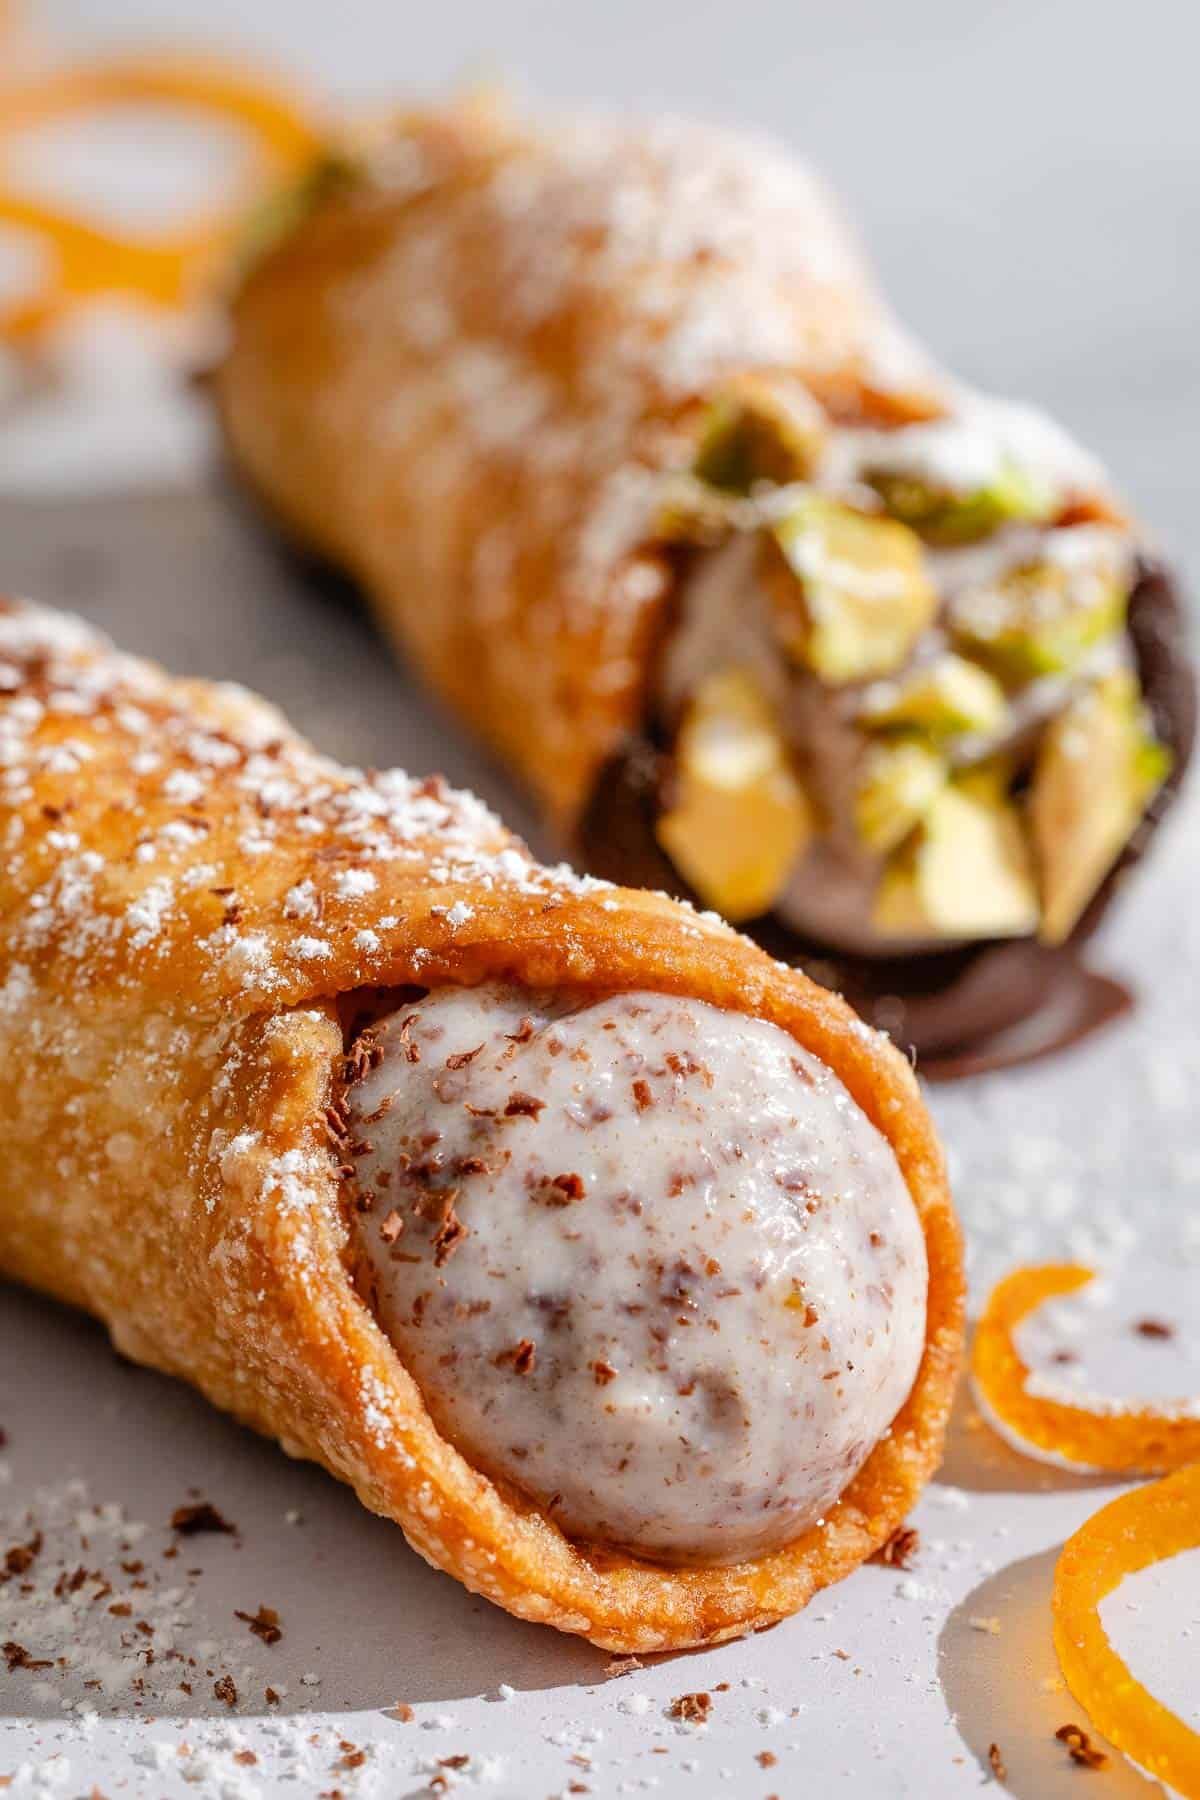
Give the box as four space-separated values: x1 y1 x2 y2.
1 0 1199 1794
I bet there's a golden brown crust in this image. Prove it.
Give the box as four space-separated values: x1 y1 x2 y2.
218 101 1130 841
217 98 957 829
0 599 963 1649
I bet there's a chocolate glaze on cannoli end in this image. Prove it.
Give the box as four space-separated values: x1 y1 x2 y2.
341 983 927 1566
580 553 1194 1078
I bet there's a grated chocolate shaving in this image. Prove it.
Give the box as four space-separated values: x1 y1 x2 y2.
432 1201 469 1266
170 1502 235 1537
537 1171 586 1205
1055 1724 1108 1769
504 1092 545 1118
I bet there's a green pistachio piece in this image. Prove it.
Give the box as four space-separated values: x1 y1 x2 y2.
235 150 358 283
858 653 1010 739
873 779 1039 942
854 738 947 855
766 494 938 685
656 667 814 922
692 374 826 493
866 459 1056 546
1030 668 1172 944
950 535 1130 679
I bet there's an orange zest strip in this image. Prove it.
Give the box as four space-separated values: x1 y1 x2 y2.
1053 1465 1200 1797
971 1264 1200 1472
0 54 324 340
0 57 320 174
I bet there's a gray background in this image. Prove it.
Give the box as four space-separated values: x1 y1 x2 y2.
47 0 1200 549
3 4 1199 1796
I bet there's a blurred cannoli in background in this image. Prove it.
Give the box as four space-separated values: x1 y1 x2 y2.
217 96 1195 1072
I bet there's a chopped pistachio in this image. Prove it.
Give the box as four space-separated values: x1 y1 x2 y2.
854 738 947 855
1030 669 1171 944
657 667 813 922
692 374 826 493
766 495 938 684
865 459 1055 545
858 653 1009 739
950 538 1130 678
235 150 358 282
873 780 1039 942
654 473 741 547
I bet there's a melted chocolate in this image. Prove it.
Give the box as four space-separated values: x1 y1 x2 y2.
578 558 1194 1077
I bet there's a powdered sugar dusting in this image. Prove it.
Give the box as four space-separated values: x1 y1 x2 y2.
0 600 613 1012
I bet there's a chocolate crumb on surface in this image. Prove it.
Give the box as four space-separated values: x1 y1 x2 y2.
988 1742 1007 1781
213 1673 237 1707
1056 1723 1109 1768
757 1749 778 1768
605 1654 643 1677
171 1501 235 1536
874 1524 920 1569
3 1529 43 1577
668 1690 712 1723
235 1604 282 1645
1133 1317 1175 1340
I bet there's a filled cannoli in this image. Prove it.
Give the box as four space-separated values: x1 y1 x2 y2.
0 599 962 1650
217 96 1195 1067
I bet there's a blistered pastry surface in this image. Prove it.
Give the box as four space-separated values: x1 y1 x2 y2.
0 599 962 1649
348 985 927 1564
218 100 950 825
218 100 1125 830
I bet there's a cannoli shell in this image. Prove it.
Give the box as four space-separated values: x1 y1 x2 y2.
216 96 949 833
216 100 1192 1069
0 600 962 1650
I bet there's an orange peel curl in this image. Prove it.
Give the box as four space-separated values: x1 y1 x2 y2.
1053 1465 1200 1797
0 53 323 339
971 1264 1200 1472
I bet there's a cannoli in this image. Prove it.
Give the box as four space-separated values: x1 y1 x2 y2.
0 600 962 1650
217 97 1195 1067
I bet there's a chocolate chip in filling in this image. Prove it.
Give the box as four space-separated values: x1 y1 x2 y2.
344 983 927 1567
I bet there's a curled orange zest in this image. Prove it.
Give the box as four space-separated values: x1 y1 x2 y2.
0 54 324 339
971 1264 1200 1472
1053 1465 1200 1797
